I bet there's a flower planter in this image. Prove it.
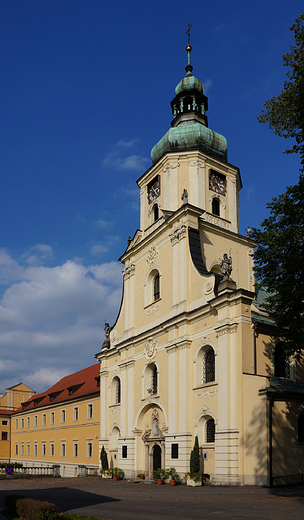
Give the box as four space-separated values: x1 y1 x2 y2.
156 478 163 485
170 479 176 486
113 476 118 481
187 478 202 487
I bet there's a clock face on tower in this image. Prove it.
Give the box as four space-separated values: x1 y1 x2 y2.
209 170 226 196
147 176 160 204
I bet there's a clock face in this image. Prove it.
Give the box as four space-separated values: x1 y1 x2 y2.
147 177 160 204
209 171 226 195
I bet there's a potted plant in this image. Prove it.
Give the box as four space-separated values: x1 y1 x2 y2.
186 436 202 486
137 472 145 480
101 468 112 479
166 467 179 486
185 471 202 487
153 468 166 484
113 467 124 481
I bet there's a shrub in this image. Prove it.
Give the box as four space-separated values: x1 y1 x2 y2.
4 495 25 516
16 498 58 520
100 446 108 471
190 435 200 474
112 467 124 479
152 468 166 480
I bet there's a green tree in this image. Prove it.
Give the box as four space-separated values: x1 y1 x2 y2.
190 435 200 474
258 12 304 172
251 176 304 353
100 445 109 470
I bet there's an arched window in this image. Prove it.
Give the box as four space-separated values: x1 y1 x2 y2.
274 343 290 378
298 412 304 442
206 418 215 443
212 198 220 216
115 378 121 404
203 348 215 384
151 364 158 395
153 204 159 221
153 273 160 301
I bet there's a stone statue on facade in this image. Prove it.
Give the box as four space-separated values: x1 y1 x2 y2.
102 322 112 350
220 253 233 280
181 188 188 205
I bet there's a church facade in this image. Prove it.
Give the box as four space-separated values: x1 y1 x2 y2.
96 45 304 485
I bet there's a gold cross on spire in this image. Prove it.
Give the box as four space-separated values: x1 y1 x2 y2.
186 23 192 45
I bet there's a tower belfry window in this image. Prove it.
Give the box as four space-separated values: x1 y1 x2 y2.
212 198 220 216
153 273 160 301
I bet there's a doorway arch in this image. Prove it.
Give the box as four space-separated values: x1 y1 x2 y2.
152 443 162 471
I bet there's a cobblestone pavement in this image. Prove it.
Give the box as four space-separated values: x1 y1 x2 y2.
0 477 304 520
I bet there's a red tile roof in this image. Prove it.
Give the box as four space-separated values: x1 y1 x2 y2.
0 409 15 415
14 363 100 414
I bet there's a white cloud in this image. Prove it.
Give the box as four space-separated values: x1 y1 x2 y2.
21 244 54 266
90 244 108 255
203 79 213 94
0 251 123 394
102 139 149 173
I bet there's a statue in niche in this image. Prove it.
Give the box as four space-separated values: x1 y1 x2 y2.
220 253 233 280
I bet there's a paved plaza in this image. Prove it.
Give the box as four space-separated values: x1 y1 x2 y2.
0 477 304 520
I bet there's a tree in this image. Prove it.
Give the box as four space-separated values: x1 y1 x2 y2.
190 435 200 474
252 13 304 353
258 12 304 173
100 445 109 470
251 176 304 353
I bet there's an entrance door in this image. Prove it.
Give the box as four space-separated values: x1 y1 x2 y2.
153 444 162 471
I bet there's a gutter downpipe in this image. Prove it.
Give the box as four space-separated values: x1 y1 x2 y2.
268 393 273 487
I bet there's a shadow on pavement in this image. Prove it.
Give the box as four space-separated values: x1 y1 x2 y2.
1 488 119 513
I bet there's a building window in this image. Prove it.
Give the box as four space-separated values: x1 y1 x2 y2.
42 414 46 426
206 418 215 443
153 204 159 222
61 443 66 458
27 417 30 428
122 445 127 459
211 198 220 216
171 443 179 459
21 443 24 456
116 379 121 404
87 441 93 458
153 273 160 301
15 419 18 430
27 444 30 456
34 415 38 427
298 412 304 443
151 364 158 395
34 444 38 457
42 443 46 457
74 442 79 458
50 412 54 425
274 343 290 378
1 420 8 426
50 443 54 457
73 407 79 421
61 409 66 423
1 431 8 441
15 444 18 456
203 348 215 384
21 418 24 429
87 404 93 419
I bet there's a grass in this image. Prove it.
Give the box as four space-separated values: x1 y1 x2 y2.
1 512 110 520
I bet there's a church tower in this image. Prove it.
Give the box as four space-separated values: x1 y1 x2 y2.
96 41 261 485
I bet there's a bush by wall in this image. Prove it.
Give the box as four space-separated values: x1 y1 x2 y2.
16 498 58 520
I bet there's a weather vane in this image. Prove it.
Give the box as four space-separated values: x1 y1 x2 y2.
186 23 192 45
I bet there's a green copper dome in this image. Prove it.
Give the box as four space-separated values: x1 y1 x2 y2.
175 75 203 95
150 44 228 164
151 123 227 164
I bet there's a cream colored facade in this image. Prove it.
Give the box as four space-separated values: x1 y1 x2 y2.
96 54 304 485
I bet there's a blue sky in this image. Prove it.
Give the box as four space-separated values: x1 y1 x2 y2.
0 0 302 394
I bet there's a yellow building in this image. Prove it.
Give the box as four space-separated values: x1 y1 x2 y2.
0 382 35 462
10 364 100 477
96 45 304 485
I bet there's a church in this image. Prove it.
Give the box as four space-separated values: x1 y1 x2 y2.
96 43 304 486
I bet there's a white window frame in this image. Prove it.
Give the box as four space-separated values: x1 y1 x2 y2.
21 443 24 456
34 443 38 457
27 443 30 456
73 442 79 458
61 409 66 423
42 443 46 457
87 440 93 459
73 407 79 422
1 420 8 426
27 416 30 428
21 418 24 429
34 415 38 427
50 442 54 457
15 418 18 430
61 442 66 458
50 411 54 425
87 403 93 420
15 443 18 455
42 413 46 426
